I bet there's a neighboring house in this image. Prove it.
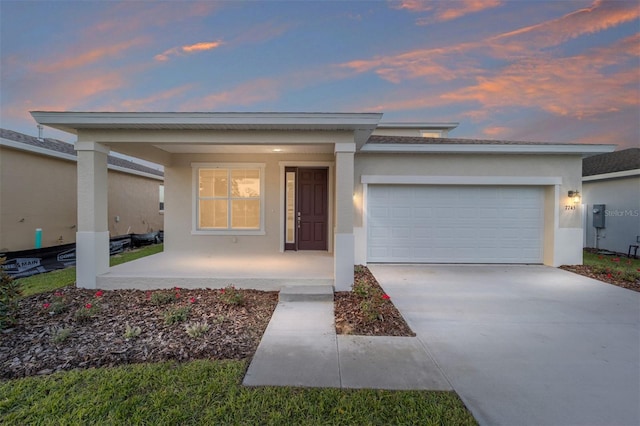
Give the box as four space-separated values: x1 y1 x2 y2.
30 112 614 291
582 148 640 255
0 128 164 251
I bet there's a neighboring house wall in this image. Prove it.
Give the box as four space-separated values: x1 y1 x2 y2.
583 176 640 253
108 170 163 237
0 145 164 251
165 153 335 254
353 153 585 266
0 146 78 250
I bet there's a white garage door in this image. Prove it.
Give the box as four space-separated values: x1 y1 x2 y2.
367 185 544 263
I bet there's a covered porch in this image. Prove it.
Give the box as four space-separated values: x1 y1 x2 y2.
98 250 334 290
31 112 383 291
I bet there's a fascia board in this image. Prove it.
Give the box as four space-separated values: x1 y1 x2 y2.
360 143 616 155
583 169 640 182
30 111 383 130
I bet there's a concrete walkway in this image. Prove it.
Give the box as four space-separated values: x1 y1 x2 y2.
243 286 451 390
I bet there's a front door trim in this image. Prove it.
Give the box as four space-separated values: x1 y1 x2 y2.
279 161 334 253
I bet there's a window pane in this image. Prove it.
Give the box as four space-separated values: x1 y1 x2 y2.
199 199 228 228
231 169 260 198
231 199 260 229
199 169 228 197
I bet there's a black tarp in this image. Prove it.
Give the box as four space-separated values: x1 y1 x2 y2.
0 232 161 279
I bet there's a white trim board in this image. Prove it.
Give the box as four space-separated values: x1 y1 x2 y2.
360 143 614 155
582 169 640 182
361 175 563 185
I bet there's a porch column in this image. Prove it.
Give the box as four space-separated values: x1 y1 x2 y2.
334 142 356 291
75 141 110 289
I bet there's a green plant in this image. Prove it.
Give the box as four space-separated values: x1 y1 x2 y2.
0 258 22 329
45 292 68 315
359 299 382 323
74 302 100 323
151 291 177 306
185 321 210 338
51 326 73 344
164 306 190 325
124 323 142 339
219 285 244 306
354 264 366 274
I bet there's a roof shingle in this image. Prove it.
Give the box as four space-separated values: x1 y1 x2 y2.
582 148 640 176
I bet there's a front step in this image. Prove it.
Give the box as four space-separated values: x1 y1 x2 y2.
279 285 334 302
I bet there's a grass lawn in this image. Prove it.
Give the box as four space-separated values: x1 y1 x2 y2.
15 244 163 297
582 249 640 281
0 360 476 425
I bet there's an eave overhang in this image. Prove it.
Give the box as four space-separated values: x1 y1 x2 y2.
360 143 616 156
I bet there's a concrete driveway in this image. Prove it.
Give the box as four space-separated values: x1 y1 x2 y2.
369 264 640 426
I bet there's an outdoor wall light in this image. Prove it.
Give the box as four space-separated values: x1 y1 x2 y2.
568 190 581 203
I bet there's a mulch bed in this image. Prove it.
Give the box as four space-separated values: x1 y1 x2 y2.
1 287 277 380
2 266 415 380
335 266 415 337
560 265 640 292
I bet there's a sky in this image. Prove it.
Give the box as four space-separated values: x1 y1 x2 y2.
1 0 639 153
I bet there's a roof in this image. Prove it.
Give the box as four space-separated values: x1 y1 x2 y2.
582 148 640 177
0 128 164 178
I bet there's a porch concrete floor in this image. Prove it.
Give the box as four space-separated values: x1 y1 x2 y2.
97 251 334 290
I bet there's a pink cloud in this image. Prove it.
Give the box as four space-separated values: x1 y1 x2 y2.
33 37 148 73
155 40 224 62
489 0 640 54
180 79 281 110
392 0 502 22
120 85 195 111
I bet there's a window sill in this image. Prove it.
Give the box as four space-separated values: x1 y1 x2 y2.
191 230 266 236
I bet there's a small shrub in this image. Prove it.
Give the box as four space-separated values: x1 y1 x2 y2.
185 321 210 338
47 292 68 315
74 303 100 323
359 299 382 323
164 306 190 325
219 285 244 306
123 323 142 339
150 291 177 305
354 265 365 274
51 326 73 344
0 258 22 329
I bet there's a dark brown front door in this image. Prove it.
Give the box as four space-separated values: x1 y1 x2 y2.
285 168 328 251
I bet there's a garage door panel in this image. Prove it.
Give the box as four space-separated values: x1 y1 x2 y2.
367 185 543 263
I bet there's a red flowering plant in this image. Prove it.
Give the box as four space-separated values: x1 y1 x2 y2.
74 300 100 323
43 291 68 315
219 285 244 306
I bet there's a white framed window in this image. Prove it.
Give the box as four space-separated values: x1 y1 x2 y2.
192 163 265 235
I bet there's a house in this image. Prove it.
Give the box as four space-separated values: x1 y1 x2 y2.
0 128 164 251
582 148 640 255
30 112 614 291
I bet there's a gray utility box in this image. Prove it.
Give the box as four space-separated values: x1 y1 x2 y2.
593 204 606 228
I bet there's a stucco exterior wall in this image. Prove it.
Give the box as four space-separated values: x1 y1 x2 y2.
353 153 584 266
583 176 640 253
0 146 164 251
108 170 163 236
164 153 335 255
